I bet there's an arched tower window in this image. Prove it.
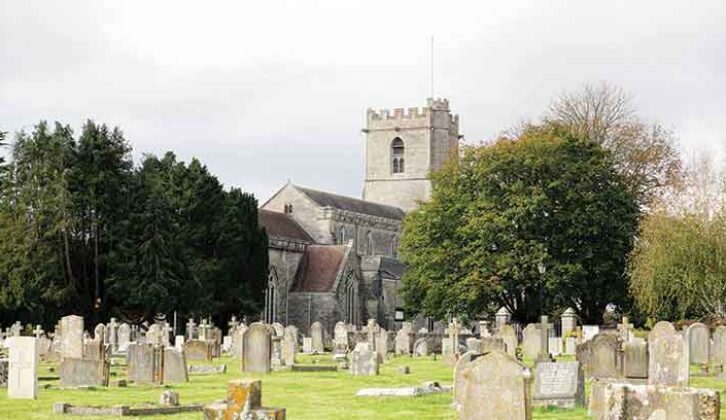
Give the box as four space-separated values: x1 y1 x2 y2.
391 138 405 174
365 231 374 255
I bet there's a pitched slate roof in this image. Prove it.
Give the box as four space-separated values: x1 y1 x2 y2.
378 257 406 280
297 186 405 221
290 245 347 293
258 209 313 243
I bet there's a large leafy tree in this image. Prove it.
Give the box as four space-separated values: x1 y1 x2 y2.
400 123 639 323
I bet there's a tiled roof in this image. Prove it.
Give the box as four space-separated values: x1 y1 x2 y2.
297 186 405 221
290 245 346 292
258 209 313 243
378 257 406 279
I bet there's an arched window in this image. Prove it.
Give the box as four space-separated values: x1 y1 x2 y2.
392 138 405 174
338 226 347 244
365 231 374 255
390 236 398 257
264 269 278 323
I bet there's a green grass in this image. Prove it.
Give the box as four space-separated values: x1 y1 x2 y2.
2 355 725 419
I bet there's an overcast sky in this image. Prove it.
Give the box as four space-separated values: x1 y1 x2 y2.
1 1 725 202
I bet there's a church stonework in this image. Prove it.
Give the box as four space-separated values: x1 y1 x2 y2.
260 98 459 335
363 98 459 212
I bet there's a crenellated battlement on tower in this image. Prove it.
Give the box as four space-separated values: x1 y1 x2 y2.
366 98 457 128
366 106 429 122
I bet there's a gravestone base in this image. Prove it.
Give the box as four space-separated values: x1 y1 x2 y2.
532 398 578 409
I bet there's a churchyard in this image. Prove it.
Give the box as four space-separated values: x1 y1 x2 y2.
1 312 726 419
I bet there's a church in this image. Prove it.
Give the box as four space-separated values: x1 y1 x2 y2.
258 98 460 335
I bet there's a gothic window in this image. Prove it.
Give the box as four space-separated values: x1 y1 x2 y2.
390 236 398 257
264 269 278 323
392 138 405 174
344 272 357 324
338 226 347 244
365 231 374 255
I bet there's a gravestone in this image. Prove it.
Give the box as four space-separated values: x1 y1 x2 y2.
184 340 213 361
271 336 283 370
560 308 577 338
231 324 247 358
457 351 531 420
395 323 413 355
648 320 689 386
533 361 585 408
687 322 710 366
185 318 197 340
242 323 271 373
495 307 511 331
375 329 388 363
175 335 184 352
127 343 162 384
453 351 483 411
94 323 106 342
617 316 634 342
302 337 313 354
282 327 297 366
478 337 506 354
623 338 648 379
106 318 119 351
350 342 378 376
163 348 188 383
59 358 109 387
146 324 162 346
521 323 540 359
536 316 553 362
271 323 285 338
466 337 480 353
413 337 429 356
712 326 726 374
117 323 131 352
496 324 518 356
6 337 38 399
588 333 621 379
60 315 84 359
311 322 324 353
333 322 348 354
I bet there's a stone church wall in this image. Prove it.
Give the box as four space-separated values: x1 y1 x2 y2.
267 246 305 325
287 292 339 337
263 186 333 244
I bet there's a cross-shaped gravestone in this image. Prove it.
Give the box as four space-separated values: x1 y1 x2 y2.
33 325 44 338
450 317 461 356
186 318 197 340
162 323 172 346
228 316 239 333
618 316 633 341
536 316 553 362
199 319 210 341
10 322 22 336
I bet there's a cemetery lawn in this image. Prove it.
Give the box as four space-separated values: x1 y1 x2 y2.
2 355 725 419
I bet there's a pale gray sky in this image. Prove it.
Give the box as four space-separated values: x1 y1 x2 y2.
1 1 725 201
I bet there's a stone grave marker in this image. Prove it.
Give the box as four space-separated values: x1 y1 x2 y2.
395 323 413 355
333 321 348 354
311 321 324 353
231 324 247 358
623 338 648 379
648 320 689 386
127 343 163 384
350 342 378 376
687 322 710 366
60 315 84 359
588 333 621 379
282 327 297 366
536 316 553 362
495 307 511 331
59 358 109 387
117 323 131 352
271 336 283 370
453 351 483 411
521 323 540 359
184 340 213 361
185 318 197 340
457 351 531 420
163 348 188 383
478 337 506 354
533 361 584 408
6 337 38 399
496 324 518 356
242 323 271 373
466 337 480 353
106 318 119 351
271 322 285 338
94 323 106 342
560 307 577 338
375 328 388 364
413 337 429 356
302 337 313 354
712 326 726 376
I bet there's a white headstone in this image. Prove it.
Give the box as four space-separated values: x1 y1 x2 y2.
7 337 39 399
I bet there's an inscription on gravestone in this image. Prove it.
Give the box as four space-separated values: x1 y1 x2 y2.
533 361 584 408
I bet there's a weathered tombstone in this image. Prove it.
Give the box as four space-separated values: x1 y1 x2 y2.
536 316 553 362
175 335 184 352
712 326 726 377
59 358 109 387
282 327 297 366
466 337 480 353
375 329 388 363
599 383 720 420
648 320 689 386
350 342 378 376
302 337 313 354
333 322 349 354
311 322 324 353
623 338 648 379
231 324 247 358
478 321 492 338
185 318 197 340
588 333 622 379
617 316 633 342
453 351 483 411
687 322 710 366
146 324 162 346
60 315 84 359
496 324 518 356
560 307 577 338
117 323 131 352
271 336 283 370
106 318 119 351
184 340 213 361
521 323 540 359
495 307 511 332
242 323 271 373
413 337 429 356
94 323 106 342
163 348 188 383
533 361 585 408
127 343 162 384
457 351 531 420
6 337 39 399
395 323 413 355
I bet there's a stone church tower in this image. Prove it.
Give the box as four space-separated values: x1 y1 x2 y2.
362 98 460 211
